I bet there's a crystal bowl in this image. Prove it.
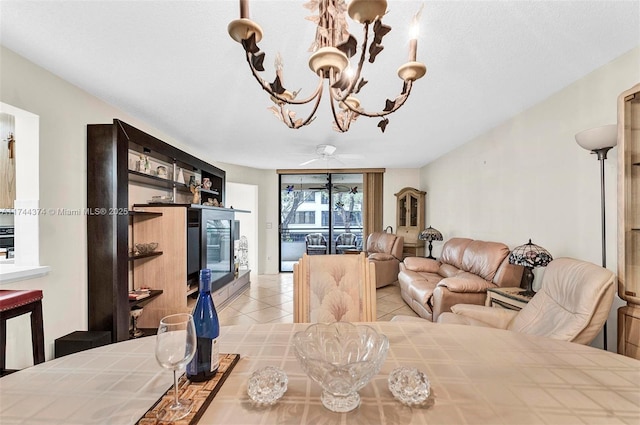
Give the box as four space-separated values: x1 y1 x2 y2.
292 322 389 413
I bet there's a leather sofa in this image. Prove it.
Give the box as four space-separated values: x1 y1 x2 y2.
398 237 524 321
366 232 404 288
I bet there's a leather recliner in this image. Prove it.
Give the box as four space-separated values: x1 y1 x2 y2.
366 232 404 288
437 257 615 345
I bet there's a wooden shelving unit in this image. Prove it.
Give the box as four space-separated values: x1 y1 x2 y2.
87 119 227 343
617 83 640 360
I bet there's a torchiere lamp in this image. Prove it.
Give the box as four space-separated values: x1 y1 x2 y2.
575 123 617 351
508 239 553 298
419 226 443 259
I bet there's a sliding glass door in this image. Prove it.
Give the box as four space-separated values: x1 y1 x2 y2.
279 173 363 272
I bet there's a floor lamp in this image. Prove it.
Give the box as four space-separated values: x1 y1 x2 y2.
575 123 618 351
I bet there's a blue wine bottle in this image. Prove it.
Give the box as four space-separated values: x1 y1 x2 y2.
186 269 220 381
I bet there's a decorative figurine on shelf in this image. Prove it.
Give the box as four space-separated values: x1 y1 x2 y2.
202 177 212 190
130 306 144 338
212 198 219 207
190 180 201 204
175 167 185 184
140 154 151 174
7 132 15 160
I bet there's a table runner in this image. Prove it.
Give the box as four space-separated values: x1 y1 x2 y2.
137 353 240 425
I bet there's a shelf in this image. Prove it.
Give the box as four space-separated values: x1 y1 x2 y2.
128 251 163 261
128 169 190 192
187 284 198 296
129 210 162 217
129 289 163 308
200 188 220 196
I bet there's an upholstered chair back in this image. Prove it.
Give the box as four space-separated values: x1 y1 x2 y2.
366 232 403 260
508 257 615 344
306 233 326 245
336 233 358 247
293 253 376 323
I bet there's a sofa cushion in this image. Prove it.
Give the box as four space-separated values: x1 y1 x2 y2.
437 273 495 293
438 263 461 278
440 238 473 269
403 257 440 273
461 240 510 281
405 278 437 307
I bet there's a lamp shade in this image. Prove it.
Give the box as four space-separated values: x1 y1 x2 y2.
418 226 443 242
508 239 553 268
575 124 617 151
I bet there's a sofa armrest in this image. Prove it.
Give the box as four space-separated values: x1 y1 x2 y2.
403 257 441 273
437 275 494 293
450 304 517 329
431 286 487 322
368 253 396 262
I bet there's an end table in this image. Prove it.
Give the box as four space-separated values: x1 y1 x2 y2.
486 287 533 311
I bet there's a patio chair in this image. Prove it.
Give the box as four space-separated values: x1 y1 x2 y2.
335 232 358 254
305 233 327 255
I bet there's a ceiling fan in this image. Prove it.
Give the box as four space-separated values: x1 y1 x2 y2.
298 144 363 166
299 144 339 166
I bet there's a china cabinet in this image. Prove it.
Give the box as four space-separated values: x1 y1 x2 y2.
394 187 426 258
617 83 640 360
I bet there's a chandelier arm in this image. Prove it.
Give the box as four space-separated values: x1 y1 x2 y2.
280 77 325 129
328 77 349 133
340 80 414 118
331 22 371 104
244 51 323 105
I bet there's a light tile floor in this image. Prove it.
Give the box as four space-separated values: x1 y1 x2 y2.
218 274 419 326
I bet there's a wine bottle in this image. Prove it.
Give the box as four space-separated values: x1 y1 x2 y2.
186 269 220 381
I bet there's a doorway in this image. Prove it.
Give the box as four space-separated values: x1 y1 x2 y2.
279 173 363 272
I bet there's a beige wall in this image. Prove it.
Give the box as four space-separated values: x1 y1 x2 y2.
0 46 276 368
419 46 640 350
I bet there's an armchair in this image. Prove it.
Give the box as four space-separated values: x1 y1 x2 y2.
365 232 404 288
305 233 327 255
437 257 615 345
335 232 358 254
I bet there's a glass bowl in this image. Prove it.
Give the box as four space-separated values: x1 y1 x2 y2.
292 322 389 413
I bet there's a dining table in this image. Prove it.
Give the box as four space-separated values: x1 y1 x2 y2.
1 321 638 424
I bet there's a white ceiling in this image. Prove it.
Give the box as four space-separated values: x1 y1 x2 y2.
1 1 638 170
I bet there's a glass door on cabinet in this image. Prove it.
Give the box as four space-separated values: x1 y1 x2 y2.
409 194 418 226
204 217 232 285
398 197 407 227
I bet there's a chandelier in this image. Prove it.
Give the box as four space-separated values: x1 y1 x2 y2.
228 0 427 133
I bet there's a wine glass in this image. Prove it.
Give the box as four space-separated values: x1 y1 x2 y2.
155 313 197 422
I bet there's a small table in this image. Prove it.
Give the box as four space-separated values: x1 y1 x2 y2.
486 287 533 310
